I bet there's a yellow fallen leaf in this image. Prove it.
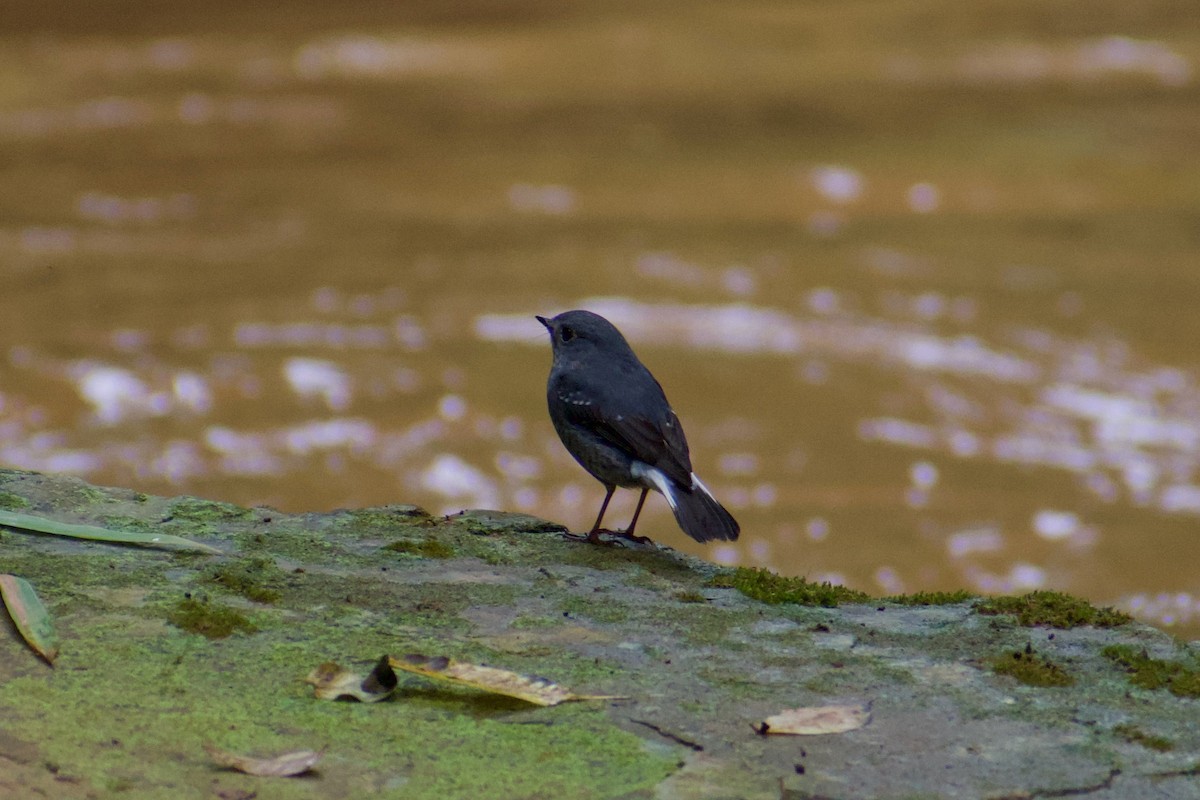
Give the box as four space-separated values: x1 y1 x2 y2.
0 574 59 665
756 703 871 735
388 652 620 706
304 657 397 702
204 744 321 776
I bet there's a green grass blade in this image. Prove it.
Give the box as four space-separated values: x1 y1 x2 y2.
0 574 59 664
0 510 222 554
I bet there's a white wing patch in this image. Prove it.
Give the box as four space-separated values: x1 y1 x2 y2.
559 391 592 407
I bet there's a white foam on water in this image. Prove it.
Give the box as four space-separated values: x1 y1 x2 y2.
73 363 164 425
418 453 500 511
907 182 940 213
495 451 541 481
711 545 740 565
1121 591 1200 627
282 418 376 455
806 517 829 542
910 461 939 490
282 357 352 411
1032 510 1080 541
874 566 905 594
947 527 1004 559
438 394 467 421
507 183 576 215
809 165 864 204
172 372 212 414
858 418 937 449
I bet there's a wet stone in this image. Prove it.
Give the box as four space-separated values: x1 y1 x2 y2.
0 473 1196 799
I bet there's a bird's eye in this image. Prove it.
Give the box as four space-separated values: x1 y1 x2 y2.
558 325 576 343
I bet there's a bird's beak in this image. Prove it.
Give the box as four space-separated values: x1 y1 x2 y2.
535 315 552 332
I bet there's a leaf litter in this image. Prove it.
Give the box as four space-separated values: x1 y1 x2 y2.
0 574 59 664
754 703 872 735
204 744 322 777
306 653 621 706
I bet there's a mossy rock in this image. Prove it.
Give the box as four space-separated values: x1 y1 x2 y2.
975 591 1131 628
707 567 870 607
1102 644 1200 698
448 509 568 535
885 590 978 606
168 497 255 523
383 537 456 559
0 491 31 511
1 470 1196 799
204 556 287 603
1113 723 1174 752
991 644 1074 687
166 596 258 639
333 504 432 532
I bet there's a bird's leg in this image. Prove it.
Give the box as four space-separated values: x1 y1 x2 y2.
563 486 617 545
611 488 653 545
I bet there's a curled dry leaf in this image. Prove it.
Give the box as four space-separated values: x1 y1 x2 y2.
306 653 619 707
755 703 872 735
204 744 321 777
0 574 59 664
304 656 398 702
388 652 620 706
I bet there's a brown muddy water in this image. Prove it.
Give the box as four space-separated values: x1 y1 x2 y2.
3 3 1200 637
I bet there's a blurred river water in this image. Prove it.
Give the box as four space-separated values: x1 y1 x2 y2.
3 2 1200 637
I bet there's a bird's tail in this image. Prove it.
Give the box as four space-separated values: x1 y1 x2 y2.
660 473 740 543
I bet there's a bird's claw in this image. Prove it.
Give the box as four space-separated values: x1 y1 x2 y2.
561 528 652 546
561 528 619 546
609 529 653 545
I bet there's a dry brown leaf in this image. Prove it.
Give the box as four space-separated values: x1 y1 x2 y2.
755 703 872 735
388 652 620 706
306 653 618 706
204 744 322 776
304 657 397 702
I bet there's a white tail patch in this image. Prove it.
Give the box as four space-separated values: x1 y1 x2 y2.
631 463 679 511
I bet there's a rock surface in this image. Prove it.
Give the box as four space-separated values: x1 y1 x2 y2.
0 468 1197 799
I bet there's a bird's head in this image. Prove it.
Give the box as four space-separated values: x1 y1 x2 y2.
535 310 633 359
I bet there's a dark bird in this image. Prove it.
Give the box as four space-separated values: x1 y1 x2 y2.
536 310 740 544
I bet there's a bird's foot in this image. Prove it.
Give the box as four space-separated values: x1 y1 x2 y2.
609 528 653 545
561 528 619 546
561 528 652 546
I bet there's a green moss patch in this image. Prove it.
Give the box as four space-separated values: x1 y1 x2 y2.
205 557 286 603
674 590 708 603
975 591 1131 628
383 537 456 559
991 644 1074 687
708 567 869 607
1102 645 1200 698
885 590 977 606
98 513 159 533
0 490 31 510
511 614 562 629
561 594 630 623
447 510 565 535
333 504 432 532
168 497 254 523
1113 723 1174 752
166 596 258 639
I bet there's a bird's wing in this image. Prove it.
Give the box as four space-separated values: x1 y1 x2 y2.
554 369 693 487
